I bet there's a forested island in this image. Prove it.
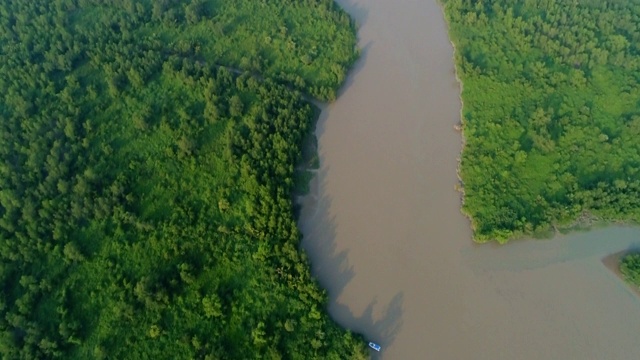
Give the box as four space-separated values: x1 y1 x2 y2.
442 0 640 242
0 0 366 358
621 253 640 289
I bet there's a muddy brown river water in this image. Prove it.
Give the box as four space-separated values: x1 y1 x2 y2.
297 0 640 358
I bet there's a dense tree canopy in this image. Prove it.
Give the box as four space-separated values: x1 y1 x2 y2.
0 0 365 358
620 253 640 289
442 0 640 242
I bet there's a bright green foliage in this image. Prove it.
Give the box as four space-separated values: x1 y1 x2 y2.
442 0 640 242
0 0 365 359
119 0 357 101
620 253 640 288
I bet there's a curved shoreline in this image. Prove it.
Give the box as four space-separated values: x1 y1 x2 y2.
440 0 640 306
436 2 476 236
297 0 640 358
602 250 640 298
440 1 640 244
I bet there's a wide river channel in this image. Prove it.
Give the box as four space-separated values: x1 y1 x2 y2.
298 0 640 358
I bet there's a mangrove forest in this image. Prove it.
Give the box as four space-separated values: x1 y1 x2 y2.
621 253 640 289
442 0 640 242
0 0 366 358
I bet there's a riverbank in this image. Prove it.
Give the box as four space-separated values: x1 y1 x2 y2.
439 0 640 243
437 1 478 241
602 250 640 298
297 0 640 358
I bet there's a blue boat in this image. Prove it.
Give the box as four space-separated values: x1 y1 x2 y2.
368 342 381 352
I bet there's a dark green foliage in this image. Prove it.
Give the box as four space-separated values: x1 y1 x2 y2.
442 0 640 242
620 253 640 288
0 0 365 359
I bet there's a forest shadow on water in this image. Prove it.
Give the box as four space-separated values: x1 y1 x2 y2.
330 292 404 359
297 160 405 354
298 177 355 304
335 41 372 99
296 104 406 352
336 0 370 28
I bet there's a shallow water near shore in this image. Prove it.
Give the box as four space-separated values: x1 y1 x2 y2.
297 0 640 358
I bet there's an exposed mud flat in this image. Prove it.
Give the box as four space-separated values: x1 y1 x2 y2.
297 0 640 358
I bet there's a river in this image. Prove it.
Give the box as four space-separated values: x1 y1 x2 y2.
297 0 640 358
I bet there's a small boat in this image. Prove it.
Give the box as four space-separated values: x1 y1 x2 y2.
368 342 381 352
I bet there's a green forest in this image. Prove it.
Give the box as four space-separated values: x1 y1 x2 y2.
620 253 640 289
0 0 366 359
441 0 640 242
